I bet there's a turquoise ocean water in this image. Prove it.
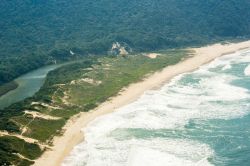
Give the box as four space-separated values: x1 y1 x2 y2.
63 49 250 166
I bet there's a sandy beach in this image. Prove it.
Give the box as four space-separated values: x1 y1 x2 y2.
34 40 250 166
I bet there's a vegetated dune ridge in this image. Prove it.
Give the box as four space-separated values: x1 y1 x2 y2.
34 40 250 166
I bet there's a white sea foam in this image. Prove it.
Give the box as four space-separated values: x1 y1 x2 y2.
63 50 250 166
222 64 232 70
244 64 250 76
63 138 213 166
127 146 211 166
201 50 250 72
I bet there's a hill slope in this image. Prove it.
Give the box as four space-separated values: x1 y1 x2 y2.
1 0 250 85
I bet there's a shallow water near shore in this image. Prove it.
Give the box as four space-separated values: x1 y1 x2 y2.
63 49 250 166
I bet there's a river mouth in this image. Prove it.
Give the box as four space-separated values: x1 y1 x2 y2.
0 63 65 109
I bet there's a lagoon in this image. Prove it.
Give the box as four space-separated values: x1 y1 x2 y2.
0 64 64 109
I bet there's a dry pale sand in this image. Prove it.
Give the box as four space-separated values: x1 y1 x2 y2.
145 53 160 59
34 40 250 166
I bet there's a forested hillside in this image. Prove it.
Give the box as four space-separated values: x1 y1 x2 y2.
1 0 250 85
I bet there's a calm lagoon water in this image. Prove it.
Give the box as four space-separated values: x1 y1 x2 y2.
0 64 63 109
63 49 250 166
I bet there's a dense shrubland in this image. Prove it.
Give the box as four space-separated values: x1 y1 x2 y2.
1 0 250 85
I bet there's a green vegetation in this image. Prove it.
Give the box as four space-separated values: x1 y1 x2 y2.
0 81 18 96
12 116 66 142
1 1 250 164
0 50 187 165
67 51 185 107
1 0 250 85
0 136 42 166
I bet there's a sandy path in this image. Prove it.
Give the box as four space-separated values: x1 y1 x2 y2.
34 40 250 166
0 131 49 149
24 110 61 120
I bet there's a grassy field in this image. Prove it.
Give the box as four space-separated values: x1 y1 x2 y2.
0 50 188 165
67 51 187 107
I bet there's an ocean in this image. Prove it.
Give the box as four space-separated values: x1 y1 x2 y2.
63 49 250 166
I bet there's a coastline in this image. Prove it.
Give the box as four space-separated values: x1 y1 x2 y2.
34 40 250 166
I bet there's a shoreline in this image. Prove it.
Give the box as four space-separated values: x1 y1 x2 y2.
0 81 18 98
34 40 250 166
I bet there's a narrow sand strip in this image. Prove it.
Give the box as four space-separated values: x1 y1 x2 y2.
0 131 39 144
24 110 61 120
145 53 160 59
0 131 48 149
34 40 250 166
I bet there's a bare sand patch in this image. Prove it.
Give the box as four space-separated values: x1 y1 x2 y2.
145 53 160 59
24 110 61 120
